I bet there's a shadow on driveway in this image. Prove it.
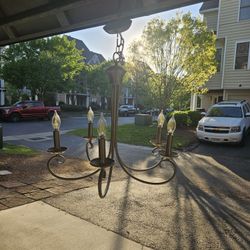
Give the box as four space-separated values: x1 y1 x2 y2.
193 134 250 181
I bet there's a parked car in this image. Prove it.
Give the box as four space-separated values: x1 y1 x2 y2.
118 105 138 116
196 100 250 144
0 100 61 122
141 108 159 116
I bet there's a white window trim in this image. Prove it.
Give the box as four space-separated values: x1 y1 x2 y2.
221 37 227 89
238 0 241 22
233 40 250 70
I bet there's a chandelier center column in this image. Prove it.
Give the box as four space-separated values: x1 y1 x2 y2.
106 64 126 159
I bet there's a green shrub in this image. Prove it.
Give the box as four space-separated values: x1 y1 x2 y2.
167 110 202 128
187 111 202 127
172 111 192 127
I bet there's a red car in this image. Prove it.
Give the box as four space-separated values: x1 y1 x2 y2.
0 100 61 122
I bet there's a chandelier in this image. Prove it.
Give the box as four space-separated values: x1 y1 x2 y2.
47 19 177 198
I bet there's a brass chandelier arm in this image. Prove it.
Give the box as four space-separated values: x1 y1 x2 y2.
98 167 113 198
86 141 94 161
115 145 177 185
47 154 100 180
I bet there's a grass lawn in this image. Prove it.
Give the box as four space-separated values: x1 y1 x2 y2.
0 143 38 155
67 123 197 149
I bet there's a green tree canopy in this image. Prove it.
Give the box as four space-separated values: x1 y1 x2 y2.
87 61 113 109
128 13 217 110
124 42 153 108
0 35 85 99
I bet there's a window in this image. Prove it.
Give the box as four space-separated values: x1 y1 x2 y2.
235 42 250 69
207 107 243 118
196 96 201 108
239 0 250 21
216 48 222 72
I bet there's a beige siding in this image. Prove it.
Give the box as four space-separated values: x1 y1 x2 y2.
205 72 222 89
217 0 250 89
204 39 225 90
223 39 250 89
224 90 250 103
204 10 218 32
218 0 239 28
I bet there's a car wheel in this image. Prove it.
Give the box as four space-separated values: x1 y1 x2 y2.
10 113 21 122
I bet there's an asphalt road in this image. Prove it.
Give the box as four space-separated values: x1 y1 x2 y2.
2 115 135 158
1 115 135 137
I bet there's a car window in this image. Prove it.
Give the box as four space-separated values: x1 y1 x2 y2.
32 102 43 107
207 106 243 118
13 101 23 107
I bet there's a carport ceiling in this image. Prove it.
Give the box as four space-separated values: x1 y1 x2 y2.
0 0 207 46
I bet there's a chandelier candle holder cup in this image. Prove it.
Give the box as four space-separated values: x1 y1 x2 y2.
47 19 177 198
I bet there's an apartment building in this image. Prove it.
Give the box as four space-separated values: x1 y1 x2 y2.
191 0 250 111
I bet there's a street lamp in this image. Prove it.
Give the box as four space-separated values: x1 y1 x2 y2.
47 19 177 198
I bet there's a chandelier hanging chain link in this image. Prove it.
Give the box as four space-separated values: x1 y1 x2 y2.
113 33 125 64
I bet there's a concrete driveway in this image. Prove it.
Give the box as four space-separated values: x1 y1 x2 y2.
1 127 249 249
193 135 250 181
43 147 250 250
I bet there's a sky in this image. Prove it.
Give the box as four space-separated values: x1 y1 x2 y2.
66 3 202 60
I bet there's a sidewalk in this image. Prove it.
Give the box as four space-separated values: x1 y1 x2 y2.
0 201 150 250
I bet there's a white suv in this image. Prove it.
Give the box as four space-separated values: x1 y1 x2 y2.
196 100 250 144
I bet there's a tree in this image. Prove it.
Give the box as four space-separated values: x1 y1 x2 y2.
87 61 113 109
0 36 85 100
125 41 153 109
128 13 217 110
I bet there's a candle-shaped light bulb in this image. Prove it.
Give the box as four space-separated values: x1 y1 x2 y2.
52 110 61 130
167 115 176 134
157 110 165 128
97 112 107 138
87 107 94 139
87 106 94 123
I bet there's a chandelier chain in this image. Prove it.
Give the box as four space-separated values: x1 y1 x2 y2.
113 33 125 64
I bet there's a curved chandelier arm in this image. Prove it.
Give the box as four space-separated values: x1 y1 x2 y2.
115 144 163 172
115 146 177 185
86 141 94 161
47 154 100 180
152 147 158 154
98 167 113 198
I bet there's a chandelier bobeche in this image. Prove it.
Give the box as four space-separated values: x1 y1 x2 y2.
47 19 177 198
